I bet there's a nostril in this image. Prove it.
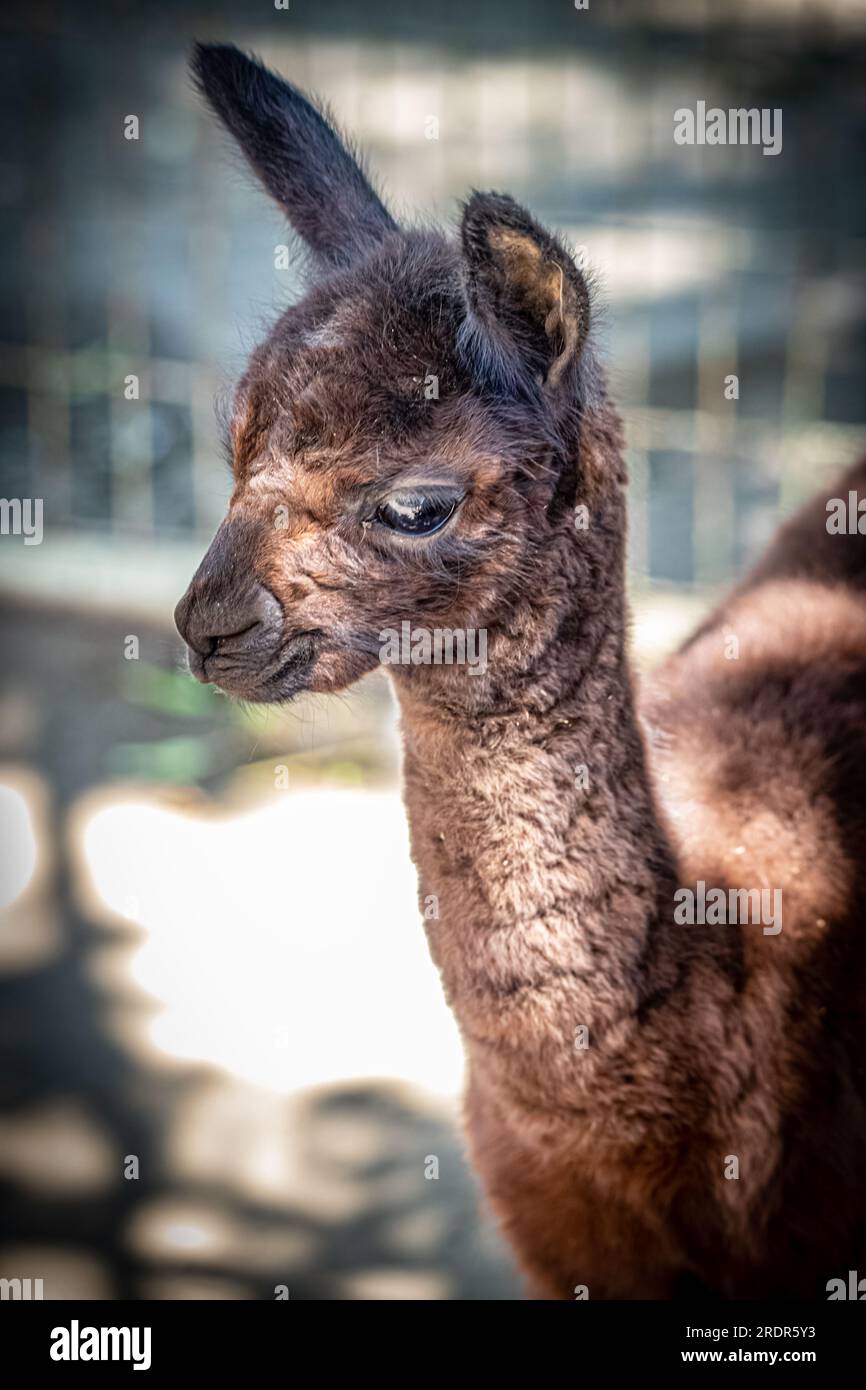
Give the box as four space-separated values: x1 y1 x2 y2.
175 583 284 661
218 588 283 647
248 585 284 630
212 618 260 652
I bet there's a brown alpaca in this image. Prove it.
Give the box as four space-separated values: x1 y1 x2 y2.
175 44 866 1299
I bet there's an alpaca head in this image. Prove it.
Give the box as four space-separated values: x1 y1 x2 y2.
175 44 604 704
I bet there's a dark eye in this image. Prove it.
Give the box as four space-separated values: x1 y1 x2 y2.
374 491 458 536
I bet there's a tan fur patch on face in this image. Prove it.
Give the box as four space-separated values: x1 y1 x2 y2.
231 385 275 474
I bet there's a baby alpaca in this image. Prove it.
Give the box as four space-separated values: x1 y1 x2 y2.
175 43 866 1299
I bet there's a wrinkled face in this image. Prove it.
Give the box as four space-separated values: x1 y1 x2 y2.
175 44 591 703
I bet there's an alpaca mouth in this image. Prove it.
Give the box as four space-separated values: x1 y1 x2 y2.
204 630 321 703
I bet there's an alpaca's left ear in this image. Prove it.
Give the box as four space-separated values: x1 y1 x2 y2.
191 42 398 270
460 192 590 397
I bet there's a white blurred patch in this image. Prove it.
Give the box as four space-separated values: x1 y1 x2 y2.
0 783 37 910
0 771 60 973
76 789 465 1098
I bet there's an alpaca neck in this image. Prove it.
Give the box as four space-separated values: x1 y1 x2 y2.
390 506 682 1115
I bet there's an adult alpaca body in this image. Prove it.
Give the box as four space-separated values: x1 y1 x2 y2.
175 43 866 1299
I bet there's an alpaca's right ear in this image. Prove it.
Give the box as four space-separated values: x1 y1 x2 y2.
191 43 398 269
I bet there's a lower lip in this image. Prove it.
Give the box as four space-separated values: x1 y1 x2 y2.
203 632 320 700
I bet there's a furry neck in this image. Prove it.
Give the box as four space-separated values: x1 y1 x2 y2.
389 471 683 1117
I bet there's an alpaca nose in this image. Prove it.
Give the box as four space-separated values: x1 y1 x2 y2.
174 581 284 680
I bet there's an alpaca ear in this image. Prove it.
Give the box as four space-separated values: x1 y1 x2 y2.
460 192 590 397
191 43 398 269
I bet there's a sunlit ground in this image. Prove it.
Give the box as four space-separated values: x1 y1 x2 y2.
75 787 465 1098
0 786 37 910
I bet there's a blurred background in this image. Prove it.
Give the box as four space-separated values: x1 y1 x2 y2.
0 0 864 1299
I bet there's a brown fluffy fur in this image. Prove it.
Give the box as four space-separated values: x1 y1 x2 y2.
176 44 866 1298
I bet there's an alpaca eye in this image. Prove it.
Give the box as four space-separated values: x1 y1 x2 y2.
374 492 458 536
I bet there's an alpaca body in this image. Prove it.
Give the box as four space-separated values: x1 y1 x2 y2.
176 44 866 1299
395 456 866 1299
